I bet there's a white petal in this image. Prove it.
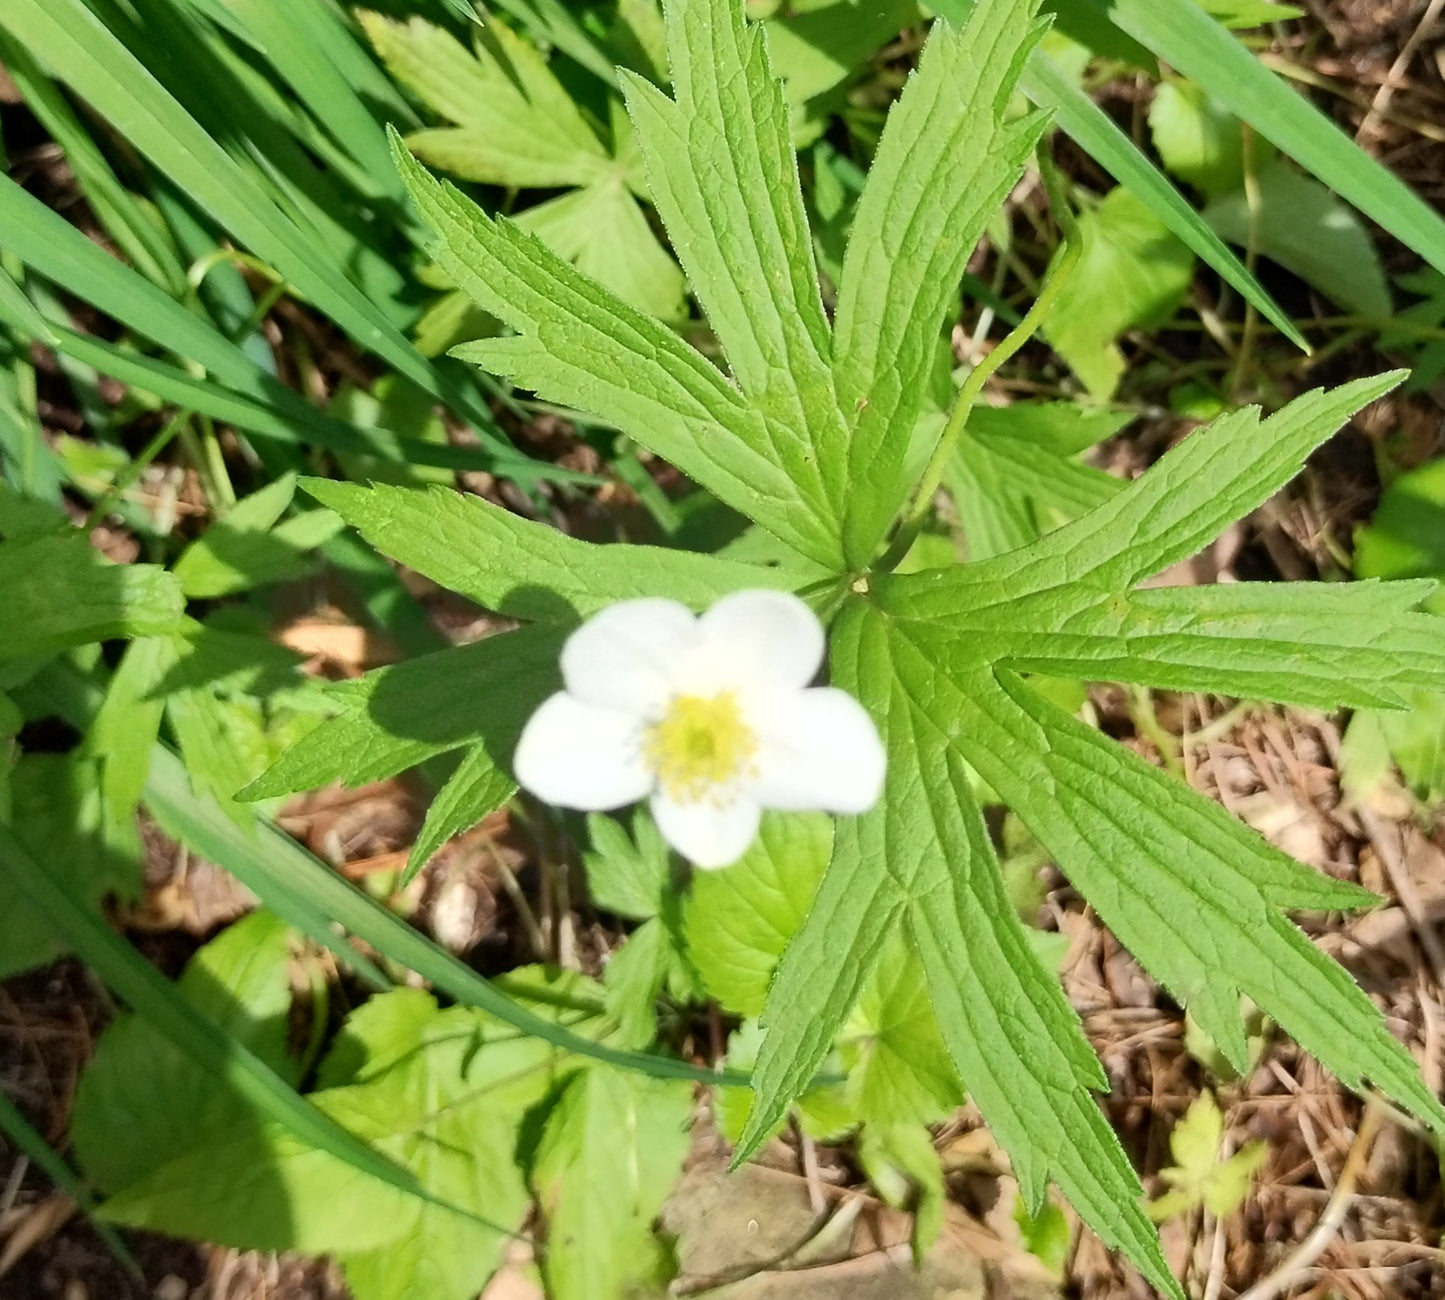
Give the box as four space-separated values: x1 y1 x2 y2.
513 692 652 810
651 791 761 869
745 687 885 814
561 598 701 719
691 589 824 692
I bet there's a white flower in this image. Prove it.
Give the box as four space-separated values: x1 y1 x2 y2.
513 590 885 869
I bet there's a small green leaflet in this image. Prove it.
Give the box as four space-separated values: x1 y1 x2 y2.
530 1067 693 1300
0 530 184 660
1042 187 1195 399
72 912 304 1193
172 473 343 599
1145 1092 1267 1221
684 811 832 1018
942 402 1129 561
361 12 684 319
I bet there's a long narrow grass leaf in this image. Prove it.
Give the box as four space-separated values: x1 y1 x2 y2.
142 746 392 992
0 822 428 1201
0 1090 140 1278
1098 0 1445 277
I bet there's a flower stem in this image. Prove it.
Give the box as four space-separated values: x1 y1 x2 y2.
876 147 1083 574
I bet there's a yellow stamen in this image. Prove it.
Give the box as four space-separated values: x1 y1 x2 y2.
644 691 757 804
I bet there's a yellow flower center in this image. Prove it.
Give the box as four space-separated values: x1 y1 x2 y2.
644 691 758 804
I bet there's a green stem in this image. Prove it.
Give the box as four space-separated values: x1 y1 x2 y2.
877 151 1082 574
83 407 192 530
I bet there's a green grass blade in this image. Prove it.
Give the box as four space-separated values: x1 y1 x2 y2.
1022 50 1308 351
142 746 392 991
0 33 188 295
0 194 586 483
207 0 396 185
0 821 429 1202
926 2 1304 350
1 0 511 443
1100 0 1445 275
0 1090 141 1278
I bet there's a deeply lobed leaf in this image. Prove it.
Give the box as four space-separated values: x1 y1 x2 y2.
832 0 1049 559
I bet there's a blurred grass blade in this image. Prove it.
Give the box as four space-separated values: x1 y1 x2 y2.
0 1090 141 1278
1 0 512 443
171 784 751 1087
437 0 619 85
0 189 587 482
200 0 397 185
1093 0 1445 276
928 0 1307 351
142 746 392 992
0 33 188 295
0 821 428 1202
1023 52 1308 351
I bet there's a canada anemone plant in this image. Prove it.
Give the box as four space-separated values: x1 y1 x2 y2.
240 0 1445 1289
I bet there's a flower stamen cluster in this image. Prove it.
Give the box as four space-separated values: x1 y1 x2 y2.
514 590 885 867
644 691 758 805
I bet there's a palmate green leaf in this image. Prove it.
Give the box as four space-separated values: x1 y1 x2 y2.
620 0 850 543
298 480 808 622
865 377 1445 1119
1145 1092 1266 1222
741 600 1177 1296
583 808 673 921
391 138 840 565
362 12 684 319
830 0 1048 561
328 990 569 1300
100 983 574 1282
0 531 184 660
531 1067 693 1300
745 375 1445 1292
361 13 609 189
